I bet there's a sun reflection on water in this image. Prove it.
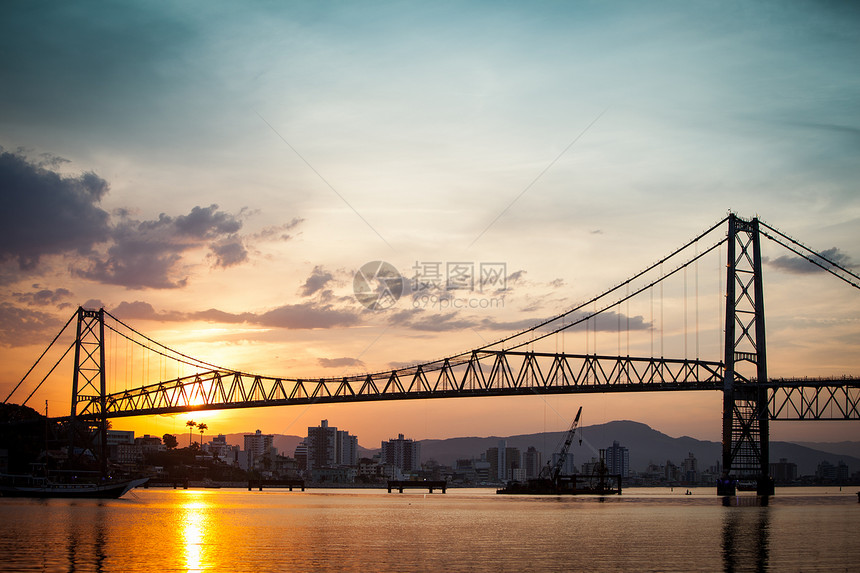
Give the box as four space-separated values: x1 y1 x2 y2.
179 491 211 572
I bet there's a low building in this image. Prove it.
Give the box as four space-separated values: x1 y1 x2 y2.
311 466 357 484
770 458 797 484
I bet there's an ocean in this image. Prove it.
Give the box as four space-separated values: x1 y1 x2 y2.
1 486 857 572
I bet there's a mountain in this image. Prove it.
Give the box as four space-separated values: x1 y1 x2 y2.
415 421 860 476
167 423 860 476
794 441 860 459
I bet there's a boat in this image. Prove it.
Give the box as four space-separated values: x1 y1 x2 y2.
497 474 622 496
737 480 757 492
496 406 623 496
0 473 148 499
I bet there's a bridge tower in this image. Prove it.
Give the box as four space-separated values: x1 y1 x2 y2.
720 214 774 495
69 307 108 475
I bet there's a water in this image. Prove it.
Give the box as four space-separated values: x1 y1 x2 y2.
1 487 857 572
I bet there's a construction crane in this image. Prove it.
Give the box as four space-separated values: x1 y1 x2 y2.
540 406 583 483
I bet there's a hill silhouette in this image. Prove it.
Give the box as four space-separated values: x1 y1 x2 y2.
174 421 858 476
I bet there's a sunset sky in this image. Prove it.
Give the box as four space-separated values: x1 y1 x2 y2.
1 1 858 450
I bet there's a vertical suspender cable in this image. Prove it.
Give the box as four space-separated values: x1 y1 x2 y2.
684 265 688 360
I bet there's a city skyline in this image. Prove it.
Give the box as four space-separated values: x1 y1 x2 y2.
2 2 859 446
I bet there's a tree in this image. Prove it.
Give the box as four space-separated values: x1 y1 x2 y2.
197 422 208 446
186 420 196 447
163 433 178 450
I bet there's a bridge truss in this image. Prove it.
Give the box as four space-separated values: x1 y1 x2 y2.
5 214 860 495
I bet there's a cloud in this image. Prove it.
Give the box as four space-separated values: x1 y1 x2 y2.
300 266 335 297
76 204 245 289
110 301 185 322
317 357 366 369
389 307 649 334
766 248 854 275
0 150 110 270
255 303 360 329
0 303 63 347
210 235 247 268
13 287 72 306
105 299 362 330
173 204 242 238
0 151 258 288
255 218 304 242
507 270 527 283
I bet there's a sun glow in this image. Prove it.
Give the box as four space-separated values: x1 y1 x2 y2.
180 491 212 572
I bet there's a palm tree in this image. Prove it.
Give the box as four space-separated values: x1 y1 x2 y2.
197 422 208 446
186 420 196 447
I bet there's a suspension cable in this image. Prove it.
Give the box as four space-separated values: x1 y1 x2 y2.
759 226 860 290
103 313 235 373
760 221 860 283
22 340 76 408
3 311 76 404
504 237 727 353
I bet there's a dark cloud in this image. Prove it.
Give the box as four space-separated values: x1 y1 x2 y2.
0 151 258 288
189 308 254 324
0 150 110 270
256 303 360 329
210 235 248 268
317 357 366 369
13 287 72 306
105 300 361 330
766 247 854 275
300 266 335 297
76 205 244 289
110 301 185 322
82 298 107 310
173 205 242 239
0 303 63 347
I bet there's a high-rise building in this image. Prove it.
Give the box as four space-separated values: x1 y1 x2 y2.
486 446 500 481
294 441 307 471
504 447 521 481
553 452 576 476
380 433 420 473
606 440 629 478
306 420 359 471
337 430 359 466
682 452 698 483
244 429 276 470
524 447 543 479
770 458 797 484
486 440 510 482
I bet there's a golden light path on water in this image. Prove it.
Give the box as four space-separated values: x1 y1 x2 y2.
179 490 211 572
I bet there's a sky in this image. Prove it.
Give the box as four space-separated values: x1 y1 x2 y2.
1 0 859 450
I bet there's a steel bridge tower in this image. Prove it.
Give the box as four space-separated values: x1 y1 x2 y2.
720 214 774 495
69 307 108 476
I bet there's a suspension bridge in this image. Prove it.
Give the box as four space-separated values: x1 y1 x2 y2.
4 214 860 495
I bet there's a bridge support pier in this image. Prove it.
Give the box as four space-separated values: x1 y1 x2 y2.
721 215 772 496
69 307 108 475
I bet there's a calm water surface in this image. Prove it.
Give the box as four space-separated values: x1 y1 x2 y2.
1 487 857 572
